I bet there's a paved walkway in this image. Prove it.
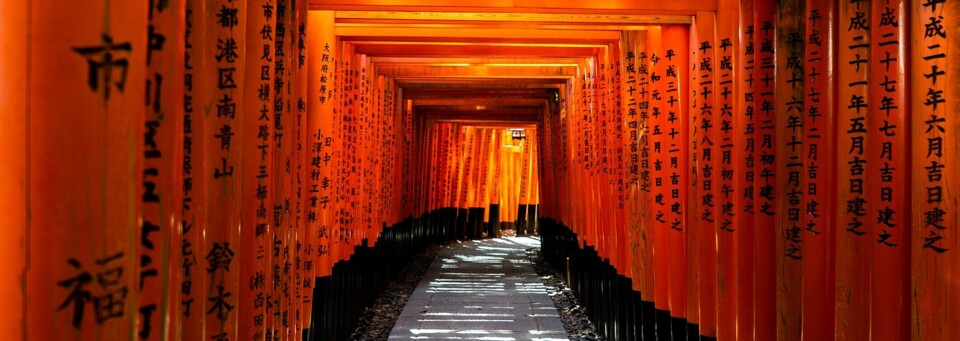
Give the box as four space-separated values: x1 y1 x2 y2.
389 237 568 340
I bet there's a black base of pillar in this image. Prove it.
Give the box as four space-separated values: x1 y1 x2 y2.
455 208 468 239
641 299 657 340
516 204 528 235
467 207 484 239
671 317 688 341
309 209 462 340
488 204 501 237
527 204 538 235
656 309 672 341
538 218 711 341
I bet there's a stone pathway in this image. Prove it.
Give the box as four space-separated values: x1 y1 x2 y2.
388 237 569 341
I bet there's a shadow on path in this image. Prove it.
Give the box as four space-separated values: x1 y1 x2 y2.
389 237 568 341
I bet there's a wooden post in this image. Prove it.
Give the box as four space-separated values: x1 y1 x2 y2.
0 1 28 339
910 0 959 340
27 1 148 339
775 0 805 339
835 0 872 339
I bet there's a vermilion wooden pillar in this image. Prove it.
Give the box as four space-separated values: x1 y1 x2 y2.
608 39 629 281
356 53 369 249
609 47 621 285
735 0 757 338
479 129 492 224
400 99 412 220
423 123 432 220
715 0 740 338
491 130 504 229
450 124 461 226
868 0 911 340
455 126 469 234
668 25 693 334
621 30 638 290
518 128 529 233
577 56 595 254
426 124 438 215
566 70 579 243
775 0 805 340
366 71 376 242
340 42 359 261
446 127 452 215
529 135 540 228
514 132 525 228
334 42 347 263
460 127 476 233
684 20 705 336
276 1 295 337
752 0 777 339
589 56 600 252
835 1 872 339
141 0 186 339
307 11 342 274
0 1 27 339
182 0 208 338
572 71 586 247
329 37 344 271
361 54 370 242
448 123 458 221
307 9 336 278
634 27 656 322
441 123 450 217
646 26 672 322
27 1 148 339
560 82 572 229
595 51 607 262
801 1 837 340
439 123 447 217
692 11 718 336
475 128 486 231
622 30 655 306
661 24 691 336
202 0 245 339
910 0 959 340
294 1 310 334
441 123 450 222
241 2 276 340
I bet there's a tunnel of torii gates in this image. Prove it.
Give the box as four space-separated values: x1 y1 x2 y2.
2 0 960 340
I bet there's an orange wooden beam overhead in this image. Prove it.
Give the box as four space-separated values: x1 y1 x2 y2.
427 116 540 125
404 88 550 98
455 123 538 129
370 56 582 66
351 42 602 57
375 64 577 79
422 110 540 119
336 26 622 42
338 21 659 31
412 98 546 107
397 80 565 90
309 0 716 14
333 10 691 25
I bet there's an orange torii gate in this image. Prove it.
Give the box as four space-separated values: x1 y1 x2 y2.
2 1 959 340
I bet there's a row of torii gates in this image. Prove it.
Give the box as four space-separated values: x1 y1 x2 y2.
0 0 958 340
